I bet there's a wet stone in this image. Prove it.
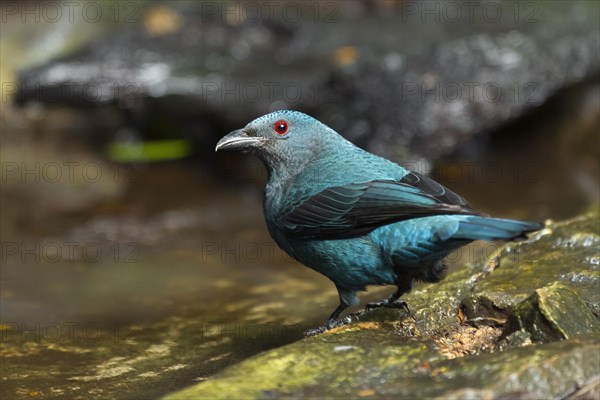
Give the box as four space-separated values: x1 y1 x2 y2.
13 2 600 163
505 283 600 343
164 212 600 399
165 335 599 399
461 213 600 321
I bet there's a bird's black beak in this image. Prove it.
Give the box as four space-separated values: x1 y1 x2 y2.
215 129 264 152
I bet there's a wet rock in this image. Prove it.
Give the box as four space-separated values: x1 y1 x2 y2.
504 283 600 343
565 379 600 400
164 211 600 399
12 1 600 162
498 329 533 351
462 212 600 321
0 240 327 399
165 334 599 399
384 263 484 336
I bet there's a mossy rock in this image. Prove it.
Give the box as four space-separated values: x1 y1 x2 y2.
462 213 600 321
165 213 600 398
505 283 600 343
166 334 599 399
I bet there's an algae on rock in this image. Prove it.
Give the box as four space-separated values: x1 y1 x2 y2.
505 283 600 343
165 212 600 399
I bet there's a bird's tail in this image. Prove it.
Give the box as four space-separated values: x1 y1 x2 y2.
454 216 544 241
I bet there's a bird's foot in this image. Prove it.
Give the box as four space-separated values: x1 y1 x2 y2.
304 315 353 337
365 297 410 314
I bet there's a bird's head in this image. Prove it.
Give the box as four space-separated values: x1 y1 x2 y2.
216 110 346 172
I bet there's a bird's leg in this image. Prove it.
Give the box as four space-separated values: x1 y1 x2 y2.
305 303 351 337
305 289 358 336
365 289 409 313
327 303 348 321
365 278 412 314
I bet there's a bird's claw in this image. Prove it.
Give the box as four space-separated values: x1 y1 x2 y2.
304 326 327 337
365 298 410 314
304 315 353 337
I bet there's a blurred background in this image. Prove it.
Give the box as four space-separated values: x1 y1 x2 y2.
1 0 599 398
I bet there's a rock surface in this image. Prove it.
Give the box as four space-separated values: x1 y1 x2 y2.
165 212 600 399
505 283 600 343
13 1 600 162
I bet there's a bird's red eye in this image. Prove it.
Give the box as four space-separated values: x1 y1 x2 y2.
274 120 288 135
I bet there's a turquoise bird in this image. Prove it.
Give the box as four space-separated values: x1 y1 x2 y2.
216 110 543 333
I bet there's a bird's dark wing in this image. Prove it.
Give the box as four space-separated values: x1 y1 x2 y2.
398 171 471 208
279 173 479 239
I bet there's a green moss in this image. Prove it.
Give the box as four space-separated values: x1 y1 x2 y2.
166 330 441 399
463 213 600 320
166 335 599 399
165 212 600 399
507 283 600 342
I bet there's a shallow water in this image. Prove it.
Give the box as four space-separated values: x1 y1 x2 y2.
2 85 599 395
2 94 598 396
1 3 598 395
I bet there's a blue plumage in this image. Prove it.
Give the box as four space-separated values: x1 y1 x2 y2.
216 110 543 327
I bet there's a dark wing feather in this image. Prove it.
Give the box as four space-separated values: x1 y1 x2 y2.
280 175 479 239
398 171 472 208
